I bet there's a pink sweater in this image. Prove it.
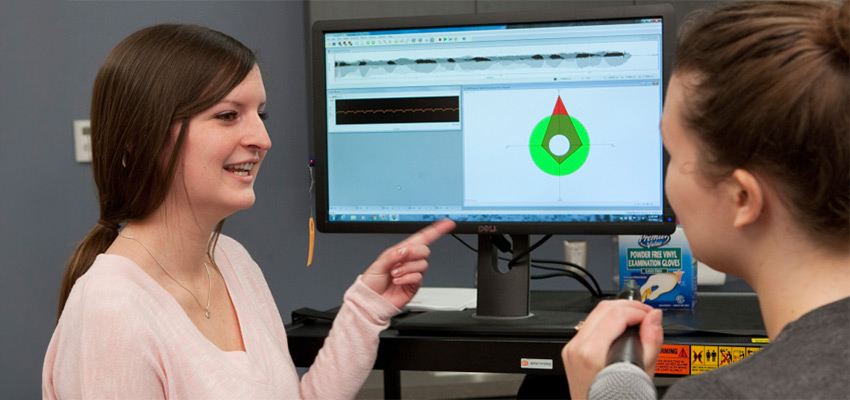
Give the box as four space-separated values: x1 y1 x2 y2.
43 235 399 399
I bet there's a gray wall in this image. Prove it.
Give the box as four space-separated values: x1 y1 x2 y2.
1 1 729 398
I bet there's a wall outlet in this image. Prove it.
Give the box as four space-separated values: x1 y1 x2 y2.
73 120 91 163
563 240 587 268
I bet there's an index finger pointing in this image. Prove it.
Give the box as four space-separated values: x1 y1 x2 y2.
400 219 456 247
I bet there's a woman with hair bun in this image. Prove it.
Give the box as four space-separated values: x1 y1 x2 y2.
562 1 849 398
42 24 454 399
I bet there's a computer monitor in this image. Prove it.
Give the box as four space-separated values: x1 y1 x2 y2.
311 4 676 319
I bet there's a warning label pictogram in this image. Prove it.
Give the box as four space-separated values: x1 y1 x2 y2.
690 345 719 375
718 347 747 367
654 344 690 375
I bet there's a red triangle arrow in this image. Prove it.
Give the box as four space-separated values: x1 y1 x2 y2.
552 95 569 116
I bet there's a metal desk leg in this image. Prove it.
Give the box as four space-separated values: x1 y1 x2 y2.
383 369 401 399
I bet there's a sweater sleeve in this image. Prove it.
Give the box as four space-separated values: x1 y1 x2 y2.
298 277 400 399
43 274 167 400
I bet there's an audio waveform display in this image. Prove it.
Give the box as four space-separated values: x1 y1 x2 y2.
335 96 460 124
335 51 635 78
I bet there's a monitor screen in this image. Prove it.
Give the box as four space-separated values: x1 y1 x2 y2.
311 4 676 237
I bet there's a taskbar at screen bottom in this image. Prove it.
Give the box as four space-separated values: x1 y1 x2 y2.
327 213 666 223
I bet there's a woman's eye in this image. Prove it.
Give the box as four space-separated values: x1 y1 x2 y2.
216 112 238 122
258 111 269 121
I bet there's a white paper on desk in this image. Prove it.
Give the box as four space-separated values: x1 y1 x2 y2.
405 287 477 312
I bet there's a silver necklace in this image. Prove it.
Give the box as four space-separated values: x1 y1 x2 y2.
120 233 213 319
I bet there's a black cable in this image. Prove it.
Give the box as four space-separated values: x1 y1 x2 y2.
454 234 553 266
513 256 602 298
490 235 513 253
451 234 476 252
530 271 601 297
530 264 602 297
508 234 552 267
532 273 569 279
532 258 603 296
451 234 604 298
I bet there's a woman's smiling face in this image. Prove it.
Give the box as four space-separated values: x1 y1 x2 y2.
170 65 272 221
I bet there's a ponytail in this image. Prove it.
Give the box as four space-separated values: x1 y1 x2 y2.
57 221 119 321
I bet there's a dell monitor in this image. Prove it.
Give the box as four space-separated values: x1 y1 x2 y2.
311 4 676 319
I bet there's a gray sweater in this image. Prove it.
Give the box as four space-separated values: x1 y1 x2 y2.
664 297 850 399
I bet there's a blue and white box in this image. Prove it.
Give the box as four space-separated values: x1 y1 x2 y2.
618 227 696 310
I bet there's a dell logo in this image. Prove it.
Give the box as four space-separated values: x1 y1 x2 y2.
477 225 498 233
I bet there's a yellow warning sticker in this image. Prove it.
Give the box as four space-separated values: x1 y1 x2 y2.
690 345 719 375
655 344 690 375
718 347 747 367
746 347 762 357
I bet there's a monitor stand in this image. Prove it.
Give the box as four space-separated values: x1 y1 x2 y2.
475 234 532 319
393 234 589 337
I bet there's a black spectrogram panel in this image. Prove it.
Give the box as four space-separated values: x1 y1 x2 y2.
335 96 460 124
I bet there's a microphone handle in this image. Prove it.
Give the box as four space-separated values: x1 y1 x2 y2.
606 325 644 369
588 279 655 400
607 279 645 368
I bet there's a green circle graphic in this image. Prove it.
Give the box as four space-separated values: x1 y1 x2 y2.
529 115 590 176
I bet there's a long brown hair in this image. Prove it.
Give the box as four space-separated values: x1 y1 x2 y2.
58 24 256 319
674 0 849 251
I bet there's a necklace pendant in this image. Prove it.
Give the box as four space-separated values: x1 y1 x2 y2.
205 310 211 319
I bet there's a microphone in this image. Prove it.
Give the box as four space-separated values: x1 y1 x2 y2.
587 280 657 400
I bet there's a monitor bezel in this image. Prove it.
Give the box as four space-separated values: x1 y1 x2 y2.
310 4 677 235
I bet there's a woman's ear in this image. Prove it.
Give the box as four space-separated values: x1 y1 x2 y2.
729 169 765 229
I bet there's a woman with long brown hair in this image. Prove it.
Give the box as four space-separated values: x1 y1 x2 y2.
43 24 454 399
562 1 849 398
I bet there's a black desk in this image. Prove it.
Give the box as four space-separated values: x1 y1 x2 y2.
286 291 767 399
